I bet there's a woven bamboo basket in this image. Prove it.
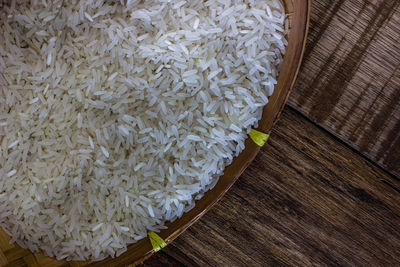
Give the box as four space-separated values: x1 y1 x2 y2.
0 1 310 266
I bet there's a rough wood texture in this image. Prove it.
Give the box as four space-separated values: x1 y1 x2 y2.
288 0 400 177
141 108 400 267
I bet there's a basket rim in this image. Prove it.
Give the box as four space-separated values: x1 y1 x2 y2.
89 1 312 266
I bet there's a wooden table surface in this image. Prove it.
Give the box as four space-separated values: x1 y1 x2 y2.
141 0 400 266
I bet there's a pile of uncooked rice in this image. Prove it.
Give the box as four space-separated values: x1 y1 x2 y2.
0 0 287 261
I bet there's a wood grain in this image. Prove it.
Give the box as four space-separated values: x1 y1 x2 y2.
140 107 400 266
288 0 400 177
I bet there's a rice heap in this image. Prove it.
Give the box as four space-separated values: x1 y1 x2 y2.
0 0 287 261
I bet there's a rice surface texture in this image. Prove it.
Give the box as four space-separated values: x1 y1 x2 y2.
0 0 286 261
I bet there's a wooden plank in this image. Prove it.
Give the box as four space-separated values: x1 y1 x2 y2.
0 250 8 266
4 258 27 267
22 254 40 267
141 108 400 266
0 229 13 251
135 250 185 267
287 0 400 177
4 246 31 262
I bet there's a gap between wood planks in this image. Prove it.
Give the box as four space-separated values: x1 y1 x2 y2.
289 0 400 178
285 105 400 189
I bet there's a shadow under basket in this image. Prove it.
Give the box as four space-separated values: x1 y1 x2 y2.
0 1 310 266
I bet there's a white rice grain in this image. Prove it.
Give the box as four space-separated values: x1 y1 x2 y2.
7 140 19 149
92 223 103 232
0 0 286 261
100 146 109 158
7 170 17 177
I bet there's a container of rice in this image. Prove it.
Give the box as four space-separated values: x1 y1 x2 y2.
0 0 310 265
